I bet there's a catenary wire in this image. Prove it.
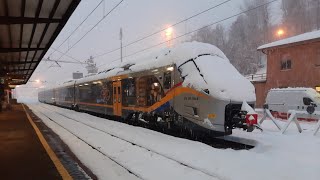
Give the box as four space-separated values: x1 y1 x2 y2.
93 0 232 59
98 0 279 68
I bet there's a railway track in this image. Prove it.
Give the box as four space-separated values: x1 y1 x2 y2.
42 104 254 150
31 106 144 180
32 104 224 180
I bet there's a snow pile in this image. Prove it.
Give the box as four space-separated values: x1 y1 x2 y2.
258 29 320 50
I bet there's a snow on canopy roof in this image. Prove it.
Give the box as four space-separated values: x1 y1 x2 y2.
257 30 320 50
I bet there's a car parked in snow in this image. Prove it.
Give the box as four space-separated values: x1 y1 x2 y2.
266 88 320 121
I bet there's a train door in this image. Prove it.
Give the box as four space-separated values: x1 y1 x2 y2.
112 81 122 116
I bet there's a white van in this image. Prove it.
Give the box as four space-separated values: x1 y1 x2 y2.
266 88 320 121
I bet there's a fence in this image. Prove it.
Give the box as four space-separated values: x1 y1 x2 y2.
259 108 320 136
246 73 267 82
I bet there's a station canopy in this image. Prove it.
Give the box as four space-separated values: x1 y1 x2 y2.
0 0 80 86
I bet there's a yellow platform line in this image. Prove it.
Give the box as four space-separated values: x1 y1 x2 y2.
22 104 73 180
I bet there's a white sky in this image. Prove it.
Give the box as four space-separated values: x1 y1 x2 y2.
26 0 282 88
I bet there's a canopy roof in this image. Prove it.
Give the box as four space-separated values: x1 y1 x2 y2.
0 0 80 85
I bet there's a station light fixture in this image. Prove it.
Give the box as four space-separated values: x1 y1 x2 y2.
277 29 284 38
167 67 174 71
165 27 173 37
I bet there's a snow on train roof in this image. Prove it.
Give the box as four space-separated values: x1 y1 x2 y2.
57 42 255 102
76 41 228 83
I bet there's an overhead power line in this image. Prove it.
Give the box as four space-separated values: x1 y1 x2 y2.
43 58 87 64
42 0 124 72
98 0 279 68
56 0 124 62
93 0 232 59
50 47 83 64
48 0 105 58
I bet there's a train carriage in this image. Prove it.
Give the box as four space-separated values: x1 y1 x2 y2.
39 42 257 136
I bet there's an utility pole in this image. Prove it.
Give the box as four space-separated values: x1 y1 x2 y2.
120 28 123 63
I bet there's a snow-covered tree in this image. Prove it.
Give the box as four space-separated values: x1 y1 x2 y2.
189 25 227 53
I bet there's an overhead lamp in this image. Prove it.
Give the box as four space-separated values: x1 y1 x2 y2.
167 67 174 71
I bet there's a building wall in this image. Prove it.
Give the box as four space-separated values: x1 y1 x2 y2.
253 81 267 108
254 41 320 107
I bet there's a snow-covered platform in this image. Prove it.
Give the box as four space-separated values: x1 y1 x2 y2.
28 103 320 180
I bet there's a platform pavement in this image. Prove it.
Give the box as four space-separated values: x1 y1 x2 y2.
0 104 94 180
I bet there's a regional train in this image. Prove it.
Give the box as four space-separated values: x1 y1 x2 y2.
38 42 257 136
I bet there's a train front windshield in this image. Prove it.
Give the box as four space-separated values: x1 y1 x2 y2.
179 55 256 102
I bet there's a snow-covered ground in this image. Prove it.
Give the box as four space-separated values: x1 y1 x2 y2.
27 103 320 180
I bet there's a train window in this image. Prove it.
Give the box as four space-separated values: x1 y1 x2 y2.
91 83 103 104
78 85 90 102
66 87 74 101
114 87 116 94
99 81 113 105
122 78 136 106
148 76 163 105
164 72 171 89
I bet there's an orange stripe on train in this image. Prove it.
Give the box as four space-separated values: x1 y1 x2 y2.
56 86 208 113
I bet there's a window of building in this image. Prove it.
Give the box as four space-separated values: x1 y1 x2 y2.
280 59 292 70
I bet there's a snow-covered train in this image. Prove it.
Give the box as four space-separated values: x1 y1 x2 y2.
38 42 257 136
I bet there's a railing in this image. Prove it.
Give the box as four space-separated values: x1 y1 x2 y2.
246 73 267 82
